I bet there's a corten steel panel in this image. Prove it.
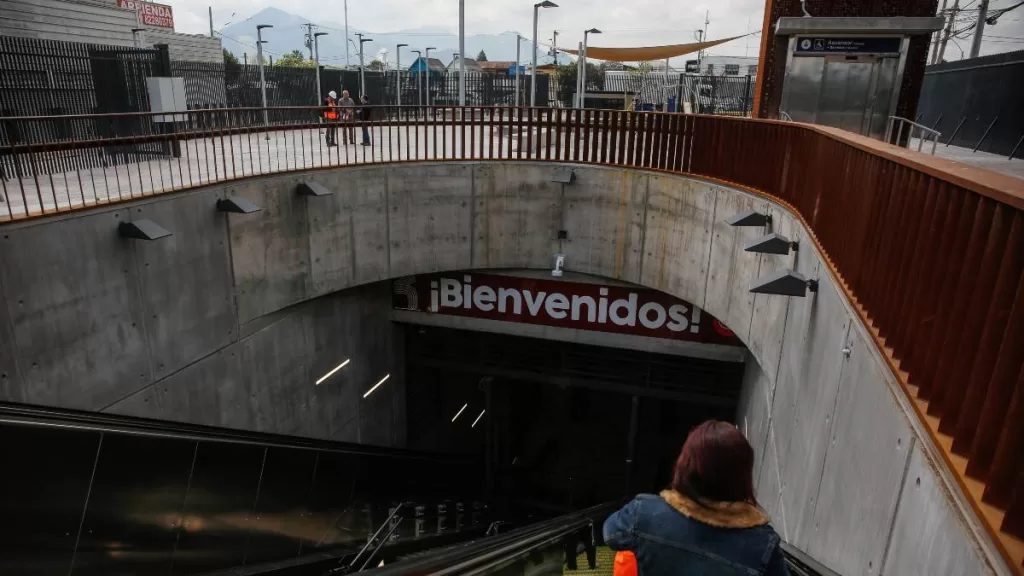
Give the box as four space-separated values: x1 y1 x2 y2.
891 178 941 361
953 214 1024 454
0 424 100 576
916 194 979 397
977 290 1024 499
169 441 265 576
903 184 963 381
72 433 196 576
986 361 1024 514
935 205 1013 431
926 199 995 416
244 447 318 566
967 259 1024 483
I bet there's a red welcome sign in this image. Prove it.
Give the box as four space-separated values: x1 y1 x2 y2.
393 272 741 346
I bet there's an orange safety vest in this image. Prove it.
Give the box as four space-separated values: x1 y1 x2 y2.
614 551 638 576
324 98 339 120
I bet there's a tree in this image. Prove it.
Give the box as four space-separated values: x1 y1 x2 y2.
275 49 315 68
476 50 488 62
553 62 604 107
367 59 387 71
223 49 239 66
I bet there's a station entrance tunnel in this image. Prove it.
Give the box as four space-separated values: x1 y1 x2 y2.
394 270 748 515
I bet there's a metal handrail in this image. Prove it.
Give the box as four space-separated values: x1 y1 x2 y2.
885 115 942 154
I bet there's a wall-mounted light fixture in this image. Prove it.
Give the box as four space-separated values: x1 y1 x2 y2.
119 220 172 241
749 270 818 297
725 210 772 227
216 197 261 214
363 374 391 398
297 181 333 197
471 409 486 428
744 233 798 255
315 359 350 385
552 167 576 184
552 253 566 277
452 403 468 422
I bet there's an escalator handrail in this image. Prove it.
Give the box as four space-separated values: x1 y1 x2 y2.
0 402 474 461
370 501 621 575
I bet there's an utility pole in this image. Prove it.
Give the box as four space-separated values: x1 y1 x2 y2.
551 30 559 66
314 32 328 102
344 0 350 69
303 23 315 60
209 7 214 38
930 0 949 63
970 0 989 58
938 0 961 63
257 24 273 126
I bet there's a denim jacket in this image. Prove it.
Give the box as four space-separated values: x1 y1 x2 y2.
603 490 790 576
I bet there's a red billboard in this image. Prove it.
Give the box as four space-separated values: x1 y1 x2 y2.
393 272 741 346
119 0 175 29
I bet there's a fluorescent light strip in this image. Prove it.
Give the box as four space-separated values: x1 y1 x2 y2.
471 409 486 428
363 374 391 398
315 359 350 386
451 403 468 422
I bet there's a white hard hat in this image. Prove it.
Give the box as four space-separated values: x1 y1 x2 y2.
328 90 337 98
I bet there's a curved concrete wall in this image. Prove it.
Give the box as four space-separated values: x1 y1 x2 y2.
0 162 1008 575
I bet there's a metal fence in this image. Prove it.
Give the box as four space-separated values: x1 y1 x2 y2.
169 63 542 111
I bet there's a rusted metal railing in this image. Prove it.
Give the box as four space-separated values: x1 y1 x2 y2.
1 106 1022 567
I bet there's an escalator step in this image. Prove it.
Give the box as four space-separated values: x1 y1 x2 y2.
565 546 615 576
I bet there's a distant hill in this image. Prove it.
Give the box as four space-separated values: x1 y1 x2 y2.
219 7 564 68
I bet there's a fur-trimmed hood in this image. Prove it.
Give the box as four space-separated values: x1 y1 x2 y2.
659 489 770 529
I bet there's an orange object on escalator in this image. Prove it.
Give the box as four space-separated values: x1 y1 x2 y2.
614 550 637 576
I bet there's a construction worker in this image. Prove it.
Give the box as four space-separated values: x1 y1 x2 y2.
323 90 339 146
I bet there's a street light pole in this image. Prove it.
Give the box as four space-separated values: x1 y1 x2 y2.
257 24 273 125
411 50 422 107
425 47 436 106
397 43 408 106
515 34 522 107
458 0 466 106
356 33 373 97
314 32 328 103
531 1 559 107
580 28 601 109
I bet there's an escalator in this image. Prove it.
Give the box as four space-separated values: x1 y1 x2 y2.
0 403 488 576
1 403 837 576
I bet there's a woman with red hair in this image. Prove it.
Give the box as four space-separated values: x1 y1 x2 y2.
603 420 789 575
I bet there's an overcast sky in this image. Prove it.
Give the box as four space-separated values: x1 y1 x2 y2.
165 0 1024 60
167 0 767 58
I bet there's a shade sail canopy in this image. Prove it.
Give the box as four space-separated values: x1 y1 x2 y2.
561 34 751 62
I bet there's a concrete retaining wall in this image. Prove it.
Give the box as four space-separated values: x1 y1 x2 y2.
0 161 1008 574
0 189 404 447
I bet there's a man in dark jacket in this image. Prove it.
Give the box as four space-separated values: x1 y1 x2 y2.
359 94 372 146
